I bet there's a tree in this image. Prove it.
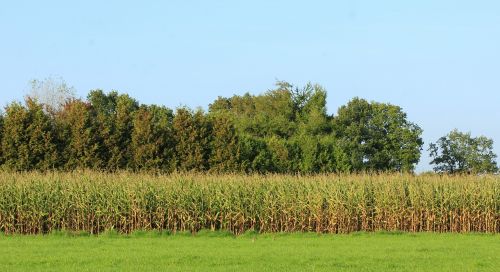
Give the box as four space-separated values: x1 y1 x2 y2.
131 105 174 171
291 82 329 133
209 83 296 139
291 83 334 173
241 136 273 173
266 135 292 173
0 81 433 174
1 99 59 170
253 88 295 138
208 112 241 173
333 98 423 172
172 108 211 171
429 130 498 174
209 81 335 173
28 76 75 113
87 90 138 170
318 135 351 173
87 90 117 168
55 99 105 169
108 94 138 169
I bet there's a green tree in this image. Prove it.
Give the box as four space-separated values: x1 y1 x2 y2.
131 105 174 171
209 81 334 173
291 82 330 135
87 90 138 170
290 83 334 173
265 135 292 173
208 112 241 173
172 108 211 171
247 137 273 173
109 94 138 169
1 99 59 170
429 130 498 174
333 98 423 172
210 84 296 139
318 135 351 173
87 90 117 168
55 99 105 169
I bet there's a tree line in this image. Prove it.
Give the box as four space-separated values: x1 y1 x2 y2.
0 79 497 174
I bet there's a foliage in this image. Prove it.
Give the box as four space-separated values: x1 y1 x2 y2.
131 105 174 171
429 129 498 174
55 99 105 169
208 111 241 172
0 81 455 173
0 99 59 170
172 108 211 171
333 98 424 172
87 90 139 170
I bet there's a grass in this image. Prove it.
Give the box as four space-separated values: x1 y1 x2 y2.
0 232 499 271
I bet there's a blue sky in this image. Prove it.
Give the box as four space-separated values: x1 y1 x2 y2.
1 0 499 171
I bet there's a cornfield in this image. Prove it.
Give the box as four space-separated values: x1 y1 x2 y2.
0 172 498 234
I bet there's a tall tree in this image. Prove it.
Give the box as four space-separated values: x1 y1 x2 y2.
333 98 423 172
429 130 498 174
87 90 138 170
253 88 295 138
209 81 336 173
210 84 296 139
87 90 117 168
108 94 138 169
131 105 174 171
172 108 211 171
55 99 105 169
1 99 58 170
208 112 241 173
291 83 334 173
291 82 329 132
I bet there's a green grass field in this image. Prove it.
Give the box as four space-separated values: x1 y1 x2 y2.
1 232 498 272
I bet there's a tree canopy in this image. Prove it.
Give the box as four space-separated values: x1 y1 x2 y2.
0 80 474 174
429 130 498 174
333 98 423 172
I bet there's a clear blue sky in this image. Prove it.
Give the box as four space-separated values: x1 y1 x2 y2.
1 0 499 172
